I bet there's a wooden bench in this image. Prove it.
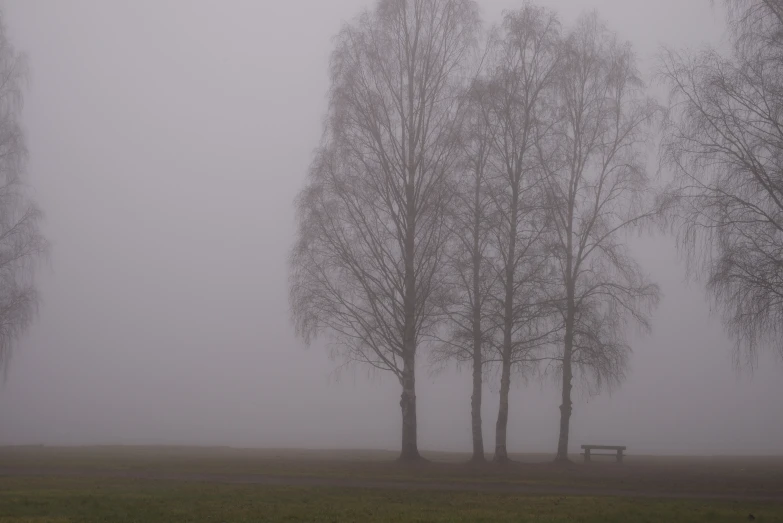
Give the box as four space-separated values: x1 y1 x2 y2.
581 444 626 463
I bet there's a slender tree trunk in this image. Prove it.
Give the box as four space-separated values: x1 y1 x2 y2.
399 355 420 461
494 185 518 463
494 353 512 462
399 109 421 461
399 227 421 462
555 296 574 462
495 251 514 463
399 264 421 462
470 176 485 463
494 261 515 462
470 320 484 461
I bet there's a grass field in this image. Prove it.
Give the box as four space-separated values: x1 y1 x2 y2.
1 477 782 522
0 446 781 522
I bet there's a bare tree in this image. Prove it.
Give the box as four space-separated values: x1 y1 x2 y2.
659 0 783 367
289 0 479 461
430 76 496 463
0 12 46 378
539 13 660 462
481 5 562 463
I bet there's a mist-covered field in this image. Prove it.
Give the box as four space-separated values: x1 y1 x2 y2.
3 477 780 523
0 446 781 522
2 0 783 521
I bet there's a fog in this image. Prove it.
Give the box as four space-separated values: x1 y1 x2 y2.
0 0 780 456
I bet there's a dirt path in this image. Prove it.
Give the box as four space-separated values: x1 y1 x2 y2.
1 466 781 502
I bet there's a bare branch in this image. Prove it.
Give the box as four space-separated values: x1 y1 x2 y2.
539 12 661 461
659 0 783 367
289 0 479 461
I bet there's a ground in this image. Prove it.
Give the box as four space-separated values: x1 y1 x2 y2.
0 446 781 522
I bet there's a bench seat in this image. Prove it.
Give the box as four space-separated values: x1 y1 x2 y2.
580 444 625 463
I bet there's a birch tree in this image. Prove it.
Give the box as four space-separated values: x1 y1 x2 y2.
482 5 561 463
539 13 660 462
290 0 479 461
0 13 46 378
431 77 496 462
660 0 783 367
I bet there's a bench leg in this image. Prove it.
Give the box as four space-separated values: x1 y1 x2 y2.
584 449 591 462
617 451 623 463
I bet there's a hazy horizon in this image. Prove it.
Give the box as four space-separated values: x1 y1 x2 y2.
0 0 781 457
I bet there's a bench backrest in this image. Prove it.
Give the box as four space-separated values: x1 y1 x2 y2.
581 444 626 451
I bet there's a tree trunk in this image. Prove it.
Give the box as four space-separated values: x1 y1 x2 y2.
470 178 485 463
399 356 420 461
470 335 484 462
494 356 511 462
555 356 572 461
555 304 574 462
494 236 515 464
399 103 420 461
494 358 512 462
495 184 518 464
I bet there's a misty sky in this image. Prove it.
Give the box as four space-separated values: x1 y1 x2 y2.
0 0 780 455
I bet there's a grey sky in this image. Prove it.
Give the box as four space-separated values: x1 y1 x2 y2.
0 0 780 455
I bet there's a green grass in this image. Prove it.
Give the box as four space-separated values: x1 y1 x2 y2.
3 446 783 496
1 446 782 522
0 476 780 523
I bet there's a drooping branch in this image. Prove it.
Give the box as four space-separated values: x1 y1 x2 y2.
660 0 783 366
